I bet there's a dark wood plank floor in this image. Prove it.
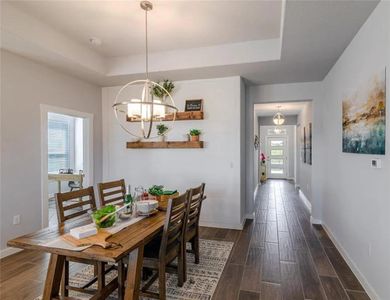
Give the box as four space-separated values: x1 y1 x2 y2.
0 180 370 300
211 179 370 300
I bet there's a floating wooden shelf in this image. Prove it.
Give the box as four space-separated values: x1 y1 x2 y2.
127 111 204 122
126 141 204 149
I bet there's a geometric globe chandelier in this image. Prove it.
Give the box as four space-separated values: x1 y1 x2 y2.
112 1 178 139
273 105 285 126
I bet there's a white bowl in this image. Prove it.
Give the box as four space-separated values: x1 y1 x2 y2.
136 200 158 214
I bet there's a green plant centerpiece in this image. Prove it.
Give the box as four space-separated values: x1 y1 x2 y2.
189 129 202 142
91 205 116 228
152 79 175 100
156 123 169 141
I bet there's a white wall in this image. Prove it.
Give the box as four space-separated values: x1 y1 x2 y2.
259 125 295 180
296 102 312 201
102 76 245 229
318 2 390 299
0 50 102 251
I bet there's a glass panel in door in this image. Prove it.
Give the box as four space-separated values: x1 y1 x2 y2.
267 137 287 179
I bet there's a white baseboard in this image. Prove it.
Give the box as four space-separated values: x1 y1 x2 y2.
322 223 379 300
298 189 312 212
310 216 322 225
0 247 22 259
245 212 255 219
199 220 244 230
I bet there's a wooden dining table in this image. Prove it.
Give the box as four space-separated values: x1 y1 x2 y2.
7 211 167 300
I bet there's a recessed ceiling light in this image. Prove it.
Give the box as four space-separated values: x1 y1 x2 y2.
89 37 102 46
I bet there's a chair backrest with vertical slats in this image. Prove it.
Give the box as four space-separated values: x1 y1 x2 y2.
98 179 126 207
186 183 206 230
160 192 188 260
55 186 97 227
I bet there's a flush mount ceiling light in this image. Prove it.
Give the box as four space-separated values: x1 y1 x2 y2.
273 106 285 126
112 1 178 139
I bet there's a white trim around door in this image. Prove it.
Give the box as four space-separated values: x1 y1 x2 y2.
40 105 94 228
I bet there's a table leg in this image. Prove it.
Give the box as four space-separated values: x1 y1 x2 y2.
118 260 125 300
124 245 144 300
58 180 61 193
42 254 65 300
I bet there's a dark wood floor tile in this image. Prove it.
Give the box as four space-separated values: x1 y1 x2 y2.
225 229 241 243
251 223 266 248
199 226 219 239
230 233 252 265
246 247 263 267
241 264 262 292
256 209 268 223
214 228 228 239
277 214 288 232
259 199 268 210
265 222 278 243
261 283 282 300
324 246 364 291
312 225 335 248
242 219 255 235
213 263 244 300
280 261 304 300
239 290 260 300
267 209 277 222
296 250 326 300
278 231 295 262
346 290 371 300
320 276 349 300
306 238 337 277
268 199 276 210
262 243 280 283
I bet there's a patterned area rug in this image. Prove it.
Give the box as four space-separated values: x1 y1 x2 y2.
35 239 233 300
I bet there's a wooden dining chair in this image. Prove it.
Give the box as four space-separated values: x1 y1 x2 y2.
139 192 189 299
182 183 206 282
55 187 109 296
185 183 206 262
98 179 126 207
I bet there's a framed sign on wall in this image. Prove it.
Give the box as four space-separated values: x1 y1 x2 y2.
185 99 203 112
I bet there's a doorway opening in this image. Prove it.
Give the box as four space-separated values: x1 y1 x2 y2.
41 105 93 228
254 101 313 205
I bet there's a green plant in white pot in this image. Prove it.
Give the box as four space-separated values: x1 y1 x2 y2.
189 129 202 142
152 80 175 101
156 124 169 141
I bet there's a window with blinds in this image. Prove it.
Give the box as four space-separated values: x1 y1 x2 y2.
48 113 75 173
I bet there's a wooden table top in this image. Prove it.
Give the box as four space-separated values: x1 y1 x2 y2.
7 212 166 263
48 173 85 180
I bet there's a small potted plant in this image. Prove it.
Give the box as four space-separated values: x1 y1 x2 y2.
189 129 202 142
152 79 175 101
156 124 169 141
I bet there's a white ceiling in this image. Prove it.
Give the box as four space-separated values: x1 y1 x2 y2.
10 0 282 57
255 101 309 117
1 0 379 86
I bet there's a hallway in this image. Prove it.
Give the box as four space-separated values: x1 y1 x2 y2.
213 179 370 300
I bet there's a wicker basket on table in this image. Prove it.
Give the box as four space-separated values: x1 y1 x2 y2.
156 192 179 211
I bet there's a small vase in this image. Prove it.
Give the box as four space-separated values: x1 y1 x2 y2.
159 135 166 142
190 135 200 142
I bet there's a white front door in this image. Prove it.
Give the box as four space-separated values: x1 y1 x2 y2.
266 136 288 179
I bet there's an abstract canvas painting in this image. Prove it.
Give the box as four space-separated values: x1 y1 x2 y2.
342 69 386 154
